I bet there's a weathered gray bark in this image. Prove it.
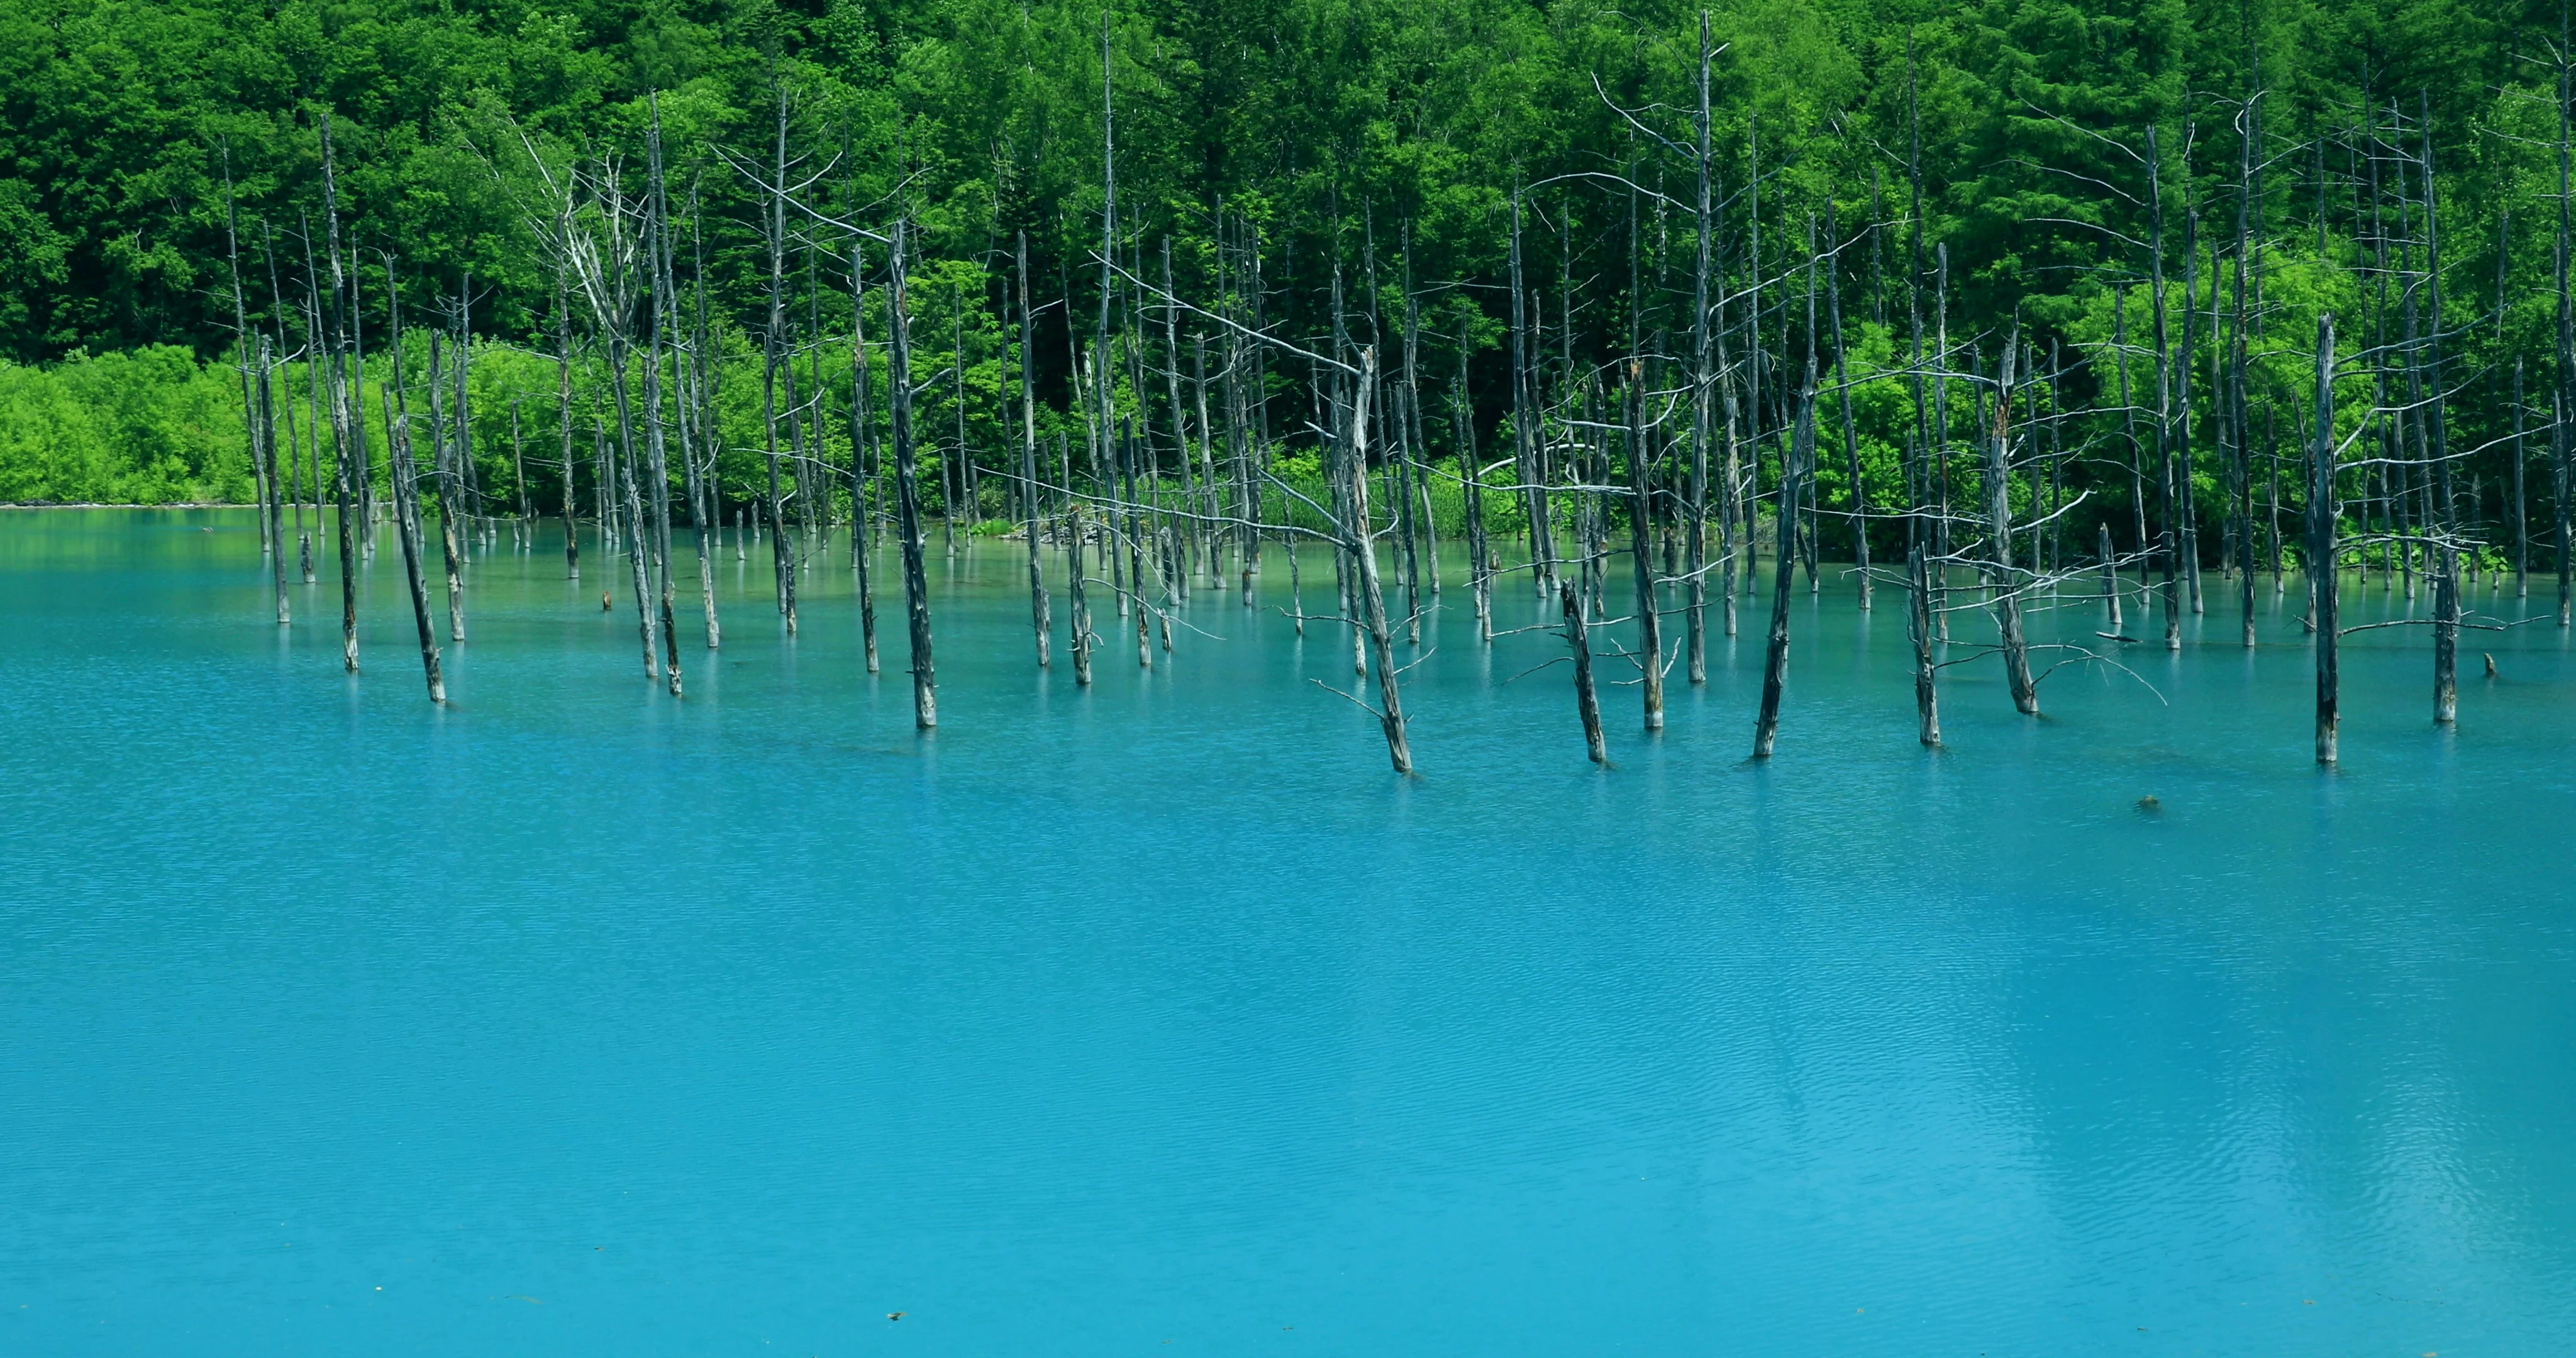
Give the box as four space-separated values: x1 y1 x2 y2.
1065 436 1094 687
2145 128 2181 651
1989 342 2036 715
431 328 466 645
258 338 289 622
760 82 797 631
682 188 719 649
2516 359 2530 599
1828 200 1869 609
2311 314 2339 765
2101 524 2122 631
1752 368 1813 759
382 267 443 702
843 232 879 672
643 101 683 696
219 155 277 575
1455 316 1492 640
2560 41 2574 627
557 279 579 580
887 217 938 729
2421 108 2458 726
1624 364 1665 731
319 115 360 673
1019 232 1051 668
1346 349 1413 773
1686 20 1712 673
1562 580 1606 764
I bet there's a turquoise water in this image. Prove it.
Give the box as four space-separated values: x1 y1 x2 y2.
4 509 2573 1356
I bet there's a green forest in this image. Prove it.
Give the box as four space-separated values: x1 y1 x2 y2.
0 0 2560 601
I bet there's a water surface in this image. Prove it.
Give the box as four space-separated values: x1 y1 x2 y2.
3 509 2572 1355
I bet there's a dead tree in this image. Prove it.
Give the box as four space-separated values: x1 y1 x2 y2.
1752 363 1813 759
1623 362 1665 731
1019 231 1052 668
381 263 445 702
1562 580 1606 763
2311 314 2340 764
887 215 938 729
319 114 360 672
1987 341 2037 715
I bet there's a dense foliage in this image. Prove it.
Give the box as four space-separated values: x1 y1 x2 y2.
0 0 2566 558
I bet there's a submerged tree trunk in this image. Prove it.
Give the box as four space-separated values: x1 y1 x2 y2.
1989 343 2036 715
1562 580 1606 764
762 82 797 632
319 115 360 673
1624 365 1664 731
2101 524 2122 631
381 269 443 703
1066 435 1094 687
2311 315 2340 765
887 217 938 729
1907 541 1941 747
1346 350 1413 774
431 331 467 645
1753 372 1814 759
386 391 445 704
557 280 580 581
1018 233 1051 668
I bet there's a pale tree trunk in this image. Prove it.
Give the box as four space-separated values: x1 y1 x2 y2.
2101 524 2122 631
381 267 443 702
2311 315 2339 765
319 115 360 673
1988 343 2036 714
845 231 879 672
1019 232 1051 668
1753 368 1813 759
1345 350 1413 773
1624 363 1664 731
557 279 580 580
888 217 938 729
1563 580 1606 764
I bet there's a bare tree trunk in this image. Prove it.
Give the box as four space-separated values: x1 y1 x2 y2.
1019 233 1051 668
1989 342 2036 714
1828 201 1869 609
1346 350 1413 773
258 338 289 621
1624 363 1664 731
1562 580 1606 764
219 153 278 576
2312 314 2339 764
1455 316 1492 640
1686 16 1716 671
382 267 443 702
644 99 683 696
2101 523 2122 631
1753 368 1813 759
435 324 467 644
319 115 360 673
2422 106 2458 726
888 216 937 729
762 82 797 631
2559 40 2574 627
843 231 879 672
2560 389 2572 627
1908 541 1941 746
557 279 580 580
1065 436 1094 686
2515 359 2529 599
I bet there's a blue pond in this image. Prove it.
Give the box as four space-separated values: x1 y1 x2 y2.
3 509 2572 1355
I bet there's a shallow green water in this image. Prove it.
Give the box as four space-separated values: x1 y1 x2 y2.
3 509 2572 1355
